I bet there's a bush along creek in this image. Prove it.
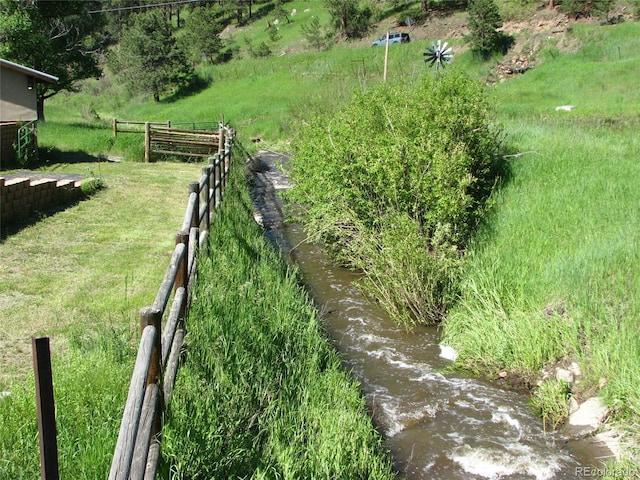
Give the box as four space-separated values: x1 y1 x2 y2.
287 71 504 328
282 71 618 477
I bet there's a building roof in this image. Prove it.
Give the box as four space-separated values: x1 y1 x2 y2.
0 58 58 84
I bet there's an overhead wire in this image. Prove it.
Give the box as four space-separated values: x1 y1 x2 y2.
87 0 210 14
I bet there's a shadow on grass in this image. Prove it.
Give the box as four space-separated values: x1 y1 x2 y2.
37 148 107 168
0 148 107 172
2 202 73 240
467 140 516 243
163 76 213 104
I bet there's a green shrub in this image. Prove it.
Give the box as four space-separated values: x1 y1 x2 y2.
301 15 335 50
245 37 273 58
287 71 504 324
80 177 105 197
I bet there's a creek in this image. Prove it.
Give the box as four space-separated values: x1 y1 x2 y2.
251 151 607 479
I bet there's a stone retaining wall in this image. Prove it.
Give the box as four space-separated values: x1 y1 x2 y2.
0 176 85 226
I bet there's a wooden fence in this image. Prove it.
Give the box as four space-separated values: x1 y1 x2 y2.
112 120 170 137
108 125 234 480
145 124 222 162
112 119 223 162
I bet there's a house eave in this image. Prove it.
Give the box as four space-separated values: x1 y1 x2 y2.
0 58 59 84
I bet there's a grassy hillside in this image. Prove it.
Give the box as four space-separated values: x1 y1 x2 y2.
442 16 640 461
40 0 475 155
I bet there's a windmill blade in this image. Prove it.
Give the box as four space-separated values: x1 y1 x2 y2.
424 39 454 69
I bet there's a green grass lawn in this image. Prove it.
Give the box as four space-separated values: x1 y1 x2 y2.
0 160 203 386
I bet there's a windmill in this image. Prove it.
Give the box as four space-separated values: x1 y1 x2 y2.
424 40 454 72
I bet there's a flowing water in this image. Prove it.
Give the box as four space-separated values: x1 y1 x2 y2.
252 151 610 479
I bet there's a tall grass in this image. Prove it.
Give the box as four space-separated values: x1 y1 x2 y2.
161 148 395 479
0 327 134 479
442 19 640 448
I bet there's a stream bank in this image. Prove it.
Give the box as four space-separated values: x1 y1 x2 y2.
250 150 615 479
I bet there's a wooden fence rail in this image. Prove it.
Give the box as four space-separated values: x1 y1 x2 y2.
145 124 223 162
108 125 234 480
113 120 170 137
113 119 219 138
113 119 223 163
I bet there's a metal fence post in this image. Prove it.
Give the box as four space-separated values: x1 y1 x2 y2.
32 337 59 480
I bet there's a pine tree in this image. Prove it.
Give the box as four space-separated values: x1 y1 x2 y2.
109 10 194 102
182 6 224 64
466 0 503 59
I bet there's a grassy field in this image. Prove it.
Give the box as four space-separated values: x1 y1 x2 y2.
0 159 206 477
0 160 203 386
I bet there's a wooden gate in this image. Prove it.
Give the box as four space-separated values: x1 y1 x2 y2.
144 123 223 162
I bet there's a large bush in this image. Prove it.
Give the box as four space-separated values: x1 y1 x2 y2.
287 71 504 324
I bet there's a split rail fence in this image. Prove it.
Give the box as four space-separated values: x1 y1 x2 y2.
108 125 234 480
112 119 222 162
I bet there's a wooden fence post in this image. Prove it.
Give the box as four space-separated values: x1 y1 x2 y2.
189 182 199 230
139 307 163 434
109 327 157 480
218 122 225 155
201 166 211 232
175 230 189 310
212 153 222 209
139 308 162 387
32 337 59 480
223 131 231 189
113 119 118 139
144 122 151 163
127 307 163 480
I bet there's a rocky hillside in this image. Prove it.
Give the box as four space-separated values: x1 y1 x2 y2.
367 5 631 82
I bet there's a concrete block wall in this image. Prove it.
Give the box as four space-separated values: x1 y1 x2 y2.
0 176 85 226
